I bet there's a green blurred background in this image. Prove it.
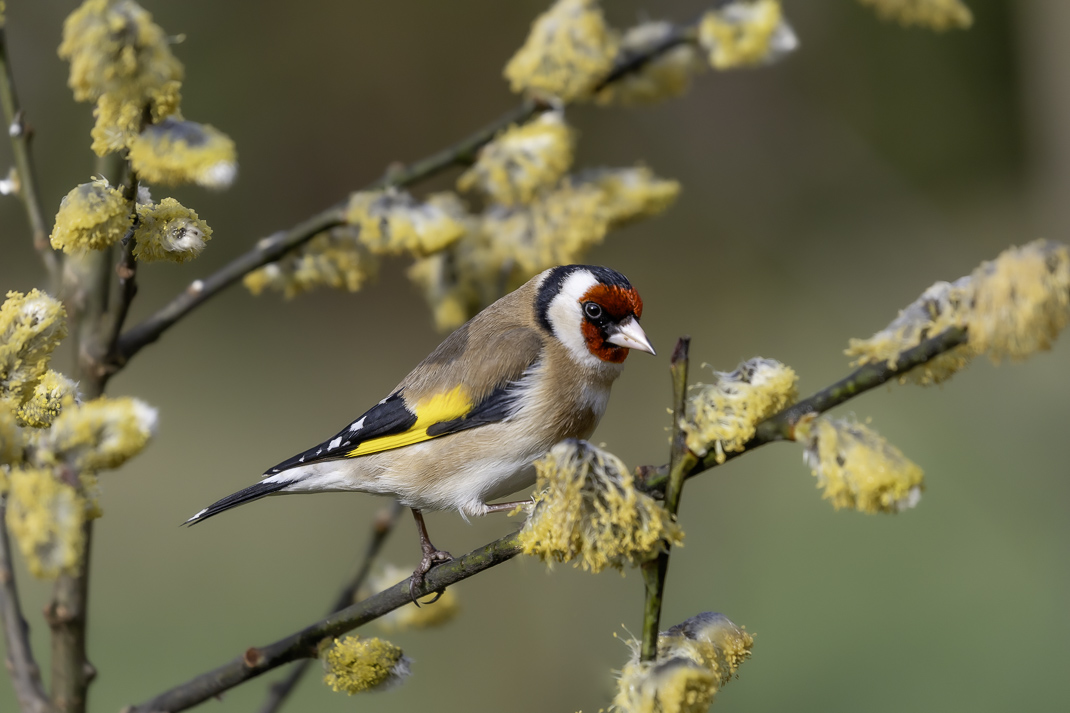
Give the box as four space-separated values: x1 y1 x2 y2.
2 1 1068 711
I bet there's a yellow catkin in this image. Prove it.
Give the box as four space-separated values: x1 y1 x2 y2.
132 197 213 263
44 396 158 471
457 111 575 205
966 239 1070 363
503 0 619 102
128 118 237 189
682 358 798 463
368 564 460 632
845 277 974 385
519 439 682 572
345 189 467 257
575 167 681 228
0 290 68 408
795 414 924 514
58 0 183 103
698 0 798 70
5 467 87 578
321 636 411 694
847 240 1070 384
857 0 973 31
408 166 678 331
613 612 754 713
594 21 706 106
17 370 80 428
49 178 133 253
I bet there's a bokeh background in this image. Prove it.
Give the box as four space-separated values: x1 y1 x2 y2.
2 1 1068 712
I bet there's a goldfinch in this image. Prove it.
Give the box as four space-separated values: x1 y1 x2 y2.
186 265 654 592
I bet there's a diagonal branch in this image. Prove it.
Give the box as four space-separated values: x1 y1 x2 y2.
126 530 521 713
0 502 53 713
115 15 709 366
637 326 970 494
0 26 59 287
639 337 693 662
255 501 403 713
127 327 971 713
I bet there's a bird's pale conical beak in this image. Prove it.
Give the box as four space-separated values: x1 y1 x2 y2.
606 316 656 355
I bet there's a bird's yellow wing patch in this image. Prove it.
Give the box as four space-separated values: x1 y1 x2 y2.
345 385 473 457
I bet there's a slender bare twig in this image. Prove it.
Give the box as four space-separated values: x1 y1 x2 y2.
115 14 710 365
0 26 59 286
125 326 970 713
639 337 693 662
0 502 53 713
637 326 971 493
256 501 404 713
114 99 543 365
126 530 521 713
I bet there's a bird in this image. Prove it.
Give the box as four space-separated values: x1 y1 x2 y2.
185 264 655 597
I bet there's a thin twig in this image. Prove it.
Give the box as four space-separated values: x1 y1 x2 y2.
637 326 971 494
128 326 973 713
639 337 692 662
114 99 544 364
0 26 59 287
115 13 709 365
256 501 404 713
126 530 521 713
0 501 53 713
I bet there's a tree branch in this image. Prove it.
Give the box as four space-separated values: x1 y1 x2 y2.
127 327 970 712
113 99 544 365
640 338 693 662
0 501 53 713
126 530 521 713
255 501 403 713
0 26 59 288
637 326 971 494
115 14 709 366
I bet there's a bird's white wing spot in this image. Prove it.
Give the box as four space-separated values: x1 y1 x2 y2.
349 416 366 432
329 437 342 450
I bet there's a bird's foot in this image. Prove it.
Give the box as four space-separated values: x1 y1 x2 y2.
409 547 452 605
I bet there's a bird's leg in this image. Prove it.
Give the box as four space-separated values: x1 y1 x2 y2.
409 508 452 604
482 500 533 513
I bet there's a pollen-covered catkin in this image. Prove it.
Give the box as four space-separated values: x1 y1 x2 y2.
519 439 682 572
593 21 706 106
17 371 80 428
321 636 411 694
0 290 68 408
698 0 799 70
43 397 158 471
345 189 467 257
795 414 923 514
132 197 212 263
846 240 1070 383
503 0 619 102
5 467 88 578
856 0 974 31
127 118 237 189
966 239 1070 363
682 358 798 463
456 111 575 205
613 612 754 713
49 178 133 253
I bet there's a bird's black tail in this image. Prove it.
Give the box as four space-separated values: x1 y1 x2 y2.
183 480 289 526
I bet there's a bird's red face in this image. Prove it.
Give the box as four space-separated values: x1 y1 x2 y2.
537 265 656 368
579 283 646 363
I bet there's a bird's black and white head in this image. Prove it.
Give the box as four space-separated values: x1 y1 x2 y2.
535 265 656 368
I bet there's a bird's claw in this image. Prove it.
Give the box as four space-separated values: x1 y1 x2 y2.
409 548 452 606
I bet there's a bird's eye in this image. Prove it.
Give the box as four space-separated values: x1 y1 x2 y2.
583 302 603 320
